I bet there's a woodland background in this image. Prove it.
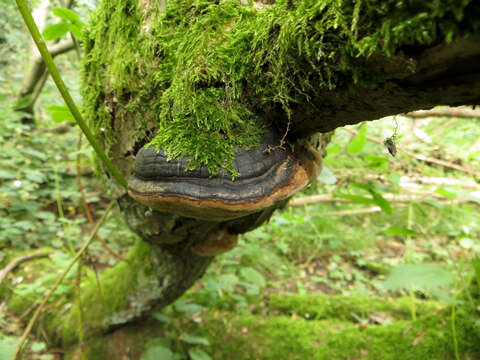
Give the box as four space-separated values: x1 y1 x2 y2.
1 0 480 359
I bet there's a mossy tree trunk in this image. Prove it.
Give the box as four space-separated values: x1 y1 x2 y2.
4 0 480 355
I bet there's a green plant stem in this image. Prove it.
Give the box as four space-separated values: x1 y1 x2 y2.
409 285 416 321
14 0 127 190
55 166 75 255
10 200 115 360
451 299 460 360
75 261 86 360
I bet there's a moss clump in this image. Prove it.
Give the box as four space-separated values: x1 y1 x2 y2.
187 310 480 359
267 293 443 321
83 0 479 175
64 293 480 360
58 239 159 345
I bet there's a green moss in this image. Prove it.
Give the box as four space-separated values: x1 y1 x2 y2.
66 300 480 360
267 293 443 321
187 310 480 359
58 239 158 345
83 0 479 175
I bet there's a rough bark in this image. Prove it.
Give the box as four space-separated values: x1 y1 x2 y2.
291 35 480 136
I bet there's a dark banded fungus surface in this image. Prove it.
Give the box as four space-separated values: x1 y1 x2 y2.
128 128 322 221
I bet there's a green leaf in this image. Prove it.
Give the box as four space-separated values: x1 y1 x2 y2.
140 346 175 360
434 187 457 199
66 23 83 38
383 226 420 237
383 264 454 292
336 194 374 205
351 182 379 192
25 170 46 183
370 191 392 215
52 7 79 22
326 143 341 155
46 105 75 123
152 313 171 324
20 148 46 160
42 23 70 40
364 155 389 169
242 282 260 295
0 169 16 179
31 342 46 352
0 335 17 359
173 300 204 316
239 267 265 287
317 166 337 185
347 125 367 154
180 334 210 346
472 258 480 282
188 348 212 360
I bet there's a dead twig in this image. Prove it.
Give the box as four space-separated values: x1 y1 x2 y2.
0 249 52 285
11 201 115 360
289 191 460 207
75 135 126 262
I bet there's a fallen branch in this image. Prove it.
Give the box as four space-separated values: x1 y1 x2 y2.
290 191 454 207
0 249 52 285
406 107 480 119
343 127 480 177
327 199 469 216
11 201 115 360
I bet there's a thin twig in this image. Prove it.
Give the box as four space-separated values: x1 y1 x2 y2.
10 201 115 360
0 250 52 285
75 135 126 262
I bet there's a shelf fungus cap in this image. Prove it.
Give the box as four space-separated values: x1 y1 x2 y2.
128 128 322 221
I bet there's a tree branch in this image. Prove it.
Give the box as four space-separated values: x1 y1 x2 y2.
293 36 480 136
0 249 52 285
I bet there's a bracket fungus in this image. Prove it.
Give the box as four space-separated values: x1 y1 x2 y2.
128 128 323 221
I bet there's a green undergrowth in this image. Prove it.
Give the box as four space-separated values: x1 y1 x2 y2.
66 292 480 360
1 249 75 316
0 240 156 346
184 310 480 360
82 0 479 175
